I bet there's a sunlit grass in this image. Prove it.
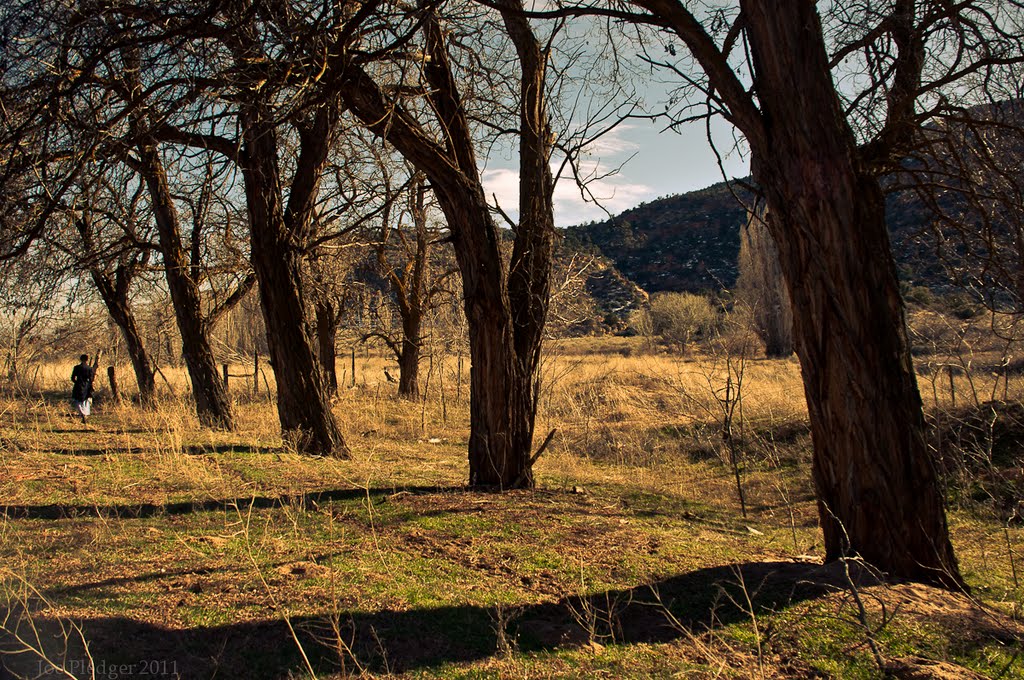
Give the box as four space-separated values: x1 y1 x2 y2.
0 336 1021 678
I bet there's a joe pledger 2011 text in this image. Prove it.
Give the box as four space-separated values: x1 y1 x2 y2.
37 658 179 677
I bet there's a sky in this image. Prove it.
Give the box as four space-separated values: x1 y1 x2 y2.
481 115 750 228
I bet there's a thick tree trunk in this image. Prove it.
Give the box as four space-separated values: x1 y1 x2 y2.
397 311 421 399
137 143 234 429
254 249 344 455
240 111 347 457
500 0 557 489
339 6 552 488
436 189 531 488
315 299 339 398
742 0 963 588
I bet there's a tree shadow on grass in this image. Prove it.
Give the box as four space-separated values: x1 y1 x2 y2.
0 486 467 520
0 561 860 679
46 444 284 457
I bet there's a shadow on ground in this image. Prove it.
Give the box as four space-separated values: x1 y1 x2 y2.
1 561 869 679
45 444 281 457
0 486 463 520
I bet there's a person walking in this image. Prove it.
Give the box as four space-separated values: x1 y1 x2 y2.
71 354 95 424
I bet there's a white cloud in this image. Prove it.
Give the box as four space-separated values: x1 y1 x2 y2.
480 167 521 220
576 123 641 157
553 170 651 225
482 155 654 228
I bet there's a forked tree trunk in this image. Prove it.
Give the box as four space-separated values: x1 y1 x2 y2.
742 0 963 588
340 5 552 488
499 0 557 488
434 188 531 487
93 280 156 406
240 109 347 457
137 143 234 429
254 248 343 455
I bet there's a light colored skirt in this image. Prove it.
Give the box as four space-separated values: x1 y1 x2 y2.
73 398 92 417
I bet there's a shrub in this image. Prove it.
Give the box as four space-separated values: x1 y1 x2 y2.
904 285 936 308
649 292 721 348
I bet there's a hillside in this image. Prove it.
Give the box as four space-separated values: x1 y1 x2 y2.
564 183 752 294
569 101 1024 298
565 180 953 296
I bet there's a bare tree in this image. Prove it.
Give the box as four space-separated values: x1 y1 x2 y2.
736 204 793 358
70 176 159 406
369 172 461 398
899 101 1024 317
0 243 76 388
95 1 354 454
533 0 1024 588
0 1 245 427
338 0 558 487
131 142 236 429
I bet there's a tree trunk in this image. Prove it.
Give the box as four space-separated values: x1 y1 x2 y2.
393 175 427 400
137 143 234 429
500 0 558 488
240 109 347 457
397 311 421 399
435 188 531 488
338 6 553 487
315 299 339 398
92 279 156 407
741 0 962 588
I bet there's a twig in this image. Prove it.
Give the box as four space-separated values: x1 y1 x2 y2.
511 428 556 489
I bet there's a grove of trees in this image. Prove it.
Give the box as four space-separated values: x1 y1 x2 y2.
3 0 1024 591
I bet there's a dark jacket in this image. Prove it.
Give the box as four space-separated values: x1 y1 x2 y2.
71 364 95 402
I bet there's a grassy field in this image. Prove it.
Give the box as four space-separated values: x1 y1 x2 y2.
1 334 1022 679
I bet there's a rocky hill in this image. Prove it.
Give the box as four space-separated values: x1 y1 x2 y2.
564 99 1024 300
563 183 753 294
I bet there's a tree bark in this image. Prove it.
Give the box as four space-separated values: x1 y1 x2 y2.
397 311 421 399
137 143 235 429
339 5 554 487
315 299 340 398
91 276 157 406
740 0 962 589
239 105 347 457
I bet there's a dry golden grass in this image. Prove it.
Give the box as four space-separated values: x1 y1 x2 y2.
1 335 1022 679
